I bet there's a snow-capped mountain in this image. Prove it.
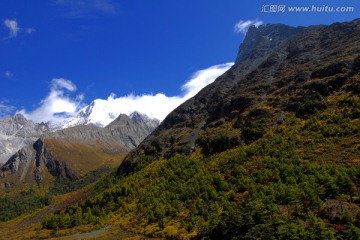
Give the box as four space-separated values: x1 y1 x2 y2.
47 99 161 131
0 100 160 164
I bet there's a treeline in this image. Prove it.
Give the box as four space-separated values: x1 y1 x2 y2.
43 130 360 238
0 194 50 221
0 167 113 222
42 96 360 239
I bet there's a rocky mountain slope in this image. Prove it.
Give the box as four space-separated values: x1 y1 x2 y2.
0 109 159 165
0 112 158 192
119 19 360 173
0 114 49 164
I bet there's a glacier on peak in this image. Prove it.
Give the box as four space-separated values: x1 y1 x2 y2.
47 98 160 131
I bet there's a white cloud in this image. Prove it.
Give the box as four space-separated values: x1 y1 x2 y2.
0 101 15 118
26 28 36 34
234 19 263 34
4 19 20 38
181 64 233 98
5 71 13 78
76 62 234 124
19 78 84 123
19 63 233 124
52 78 77 91
3 19 35 38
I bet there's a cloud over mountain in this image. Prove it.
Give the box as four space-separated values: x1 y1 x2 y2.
20 78 84 123
234 19 263 34
20 63 233 123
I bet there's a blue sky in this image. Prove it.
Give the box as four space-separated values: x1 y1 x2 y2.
0 0 359 121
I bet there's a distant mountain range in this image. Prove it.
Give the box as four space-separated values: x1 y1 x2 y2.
47 98 160 131
0 112 155 188
0 99 160 164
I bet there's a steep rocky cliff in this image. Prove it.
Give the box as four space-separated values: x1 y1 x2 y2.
119 19 360 173
0 113 49 163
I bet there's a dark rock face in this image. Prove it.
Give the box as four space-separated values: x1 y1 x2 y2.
235 24 302 64
0 145 34 188
0 138 78 186
32 139 78 182
0 147 31 174
119 18 360 174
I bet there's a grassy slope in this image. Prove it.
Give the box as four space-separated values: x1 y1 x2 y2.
0 137 126 195
39 90 359 239
0 137 128 228
44 138 127 174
